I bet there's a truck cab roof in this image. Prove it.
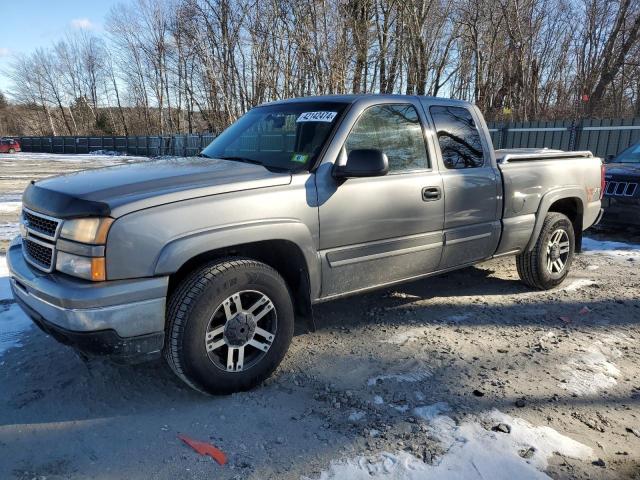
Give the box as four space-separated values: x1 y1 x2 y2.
261 94 474 108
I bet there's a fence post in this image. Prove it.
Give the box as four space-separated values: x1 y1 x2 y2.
568 121 576 151
574 120 583 152
500 124 510 150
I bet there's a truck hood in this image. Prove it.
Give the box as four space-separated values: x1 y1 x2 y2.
23 157 292 219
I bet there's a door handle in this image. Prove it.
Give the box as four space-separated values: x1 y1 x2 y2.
422 186 441 202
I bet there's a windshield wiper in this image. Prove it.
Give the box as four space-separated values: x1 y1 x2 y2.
217 155 263 166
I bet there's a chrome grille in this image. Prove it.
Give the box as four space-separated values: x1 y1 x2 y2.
21 208 62 273
23 237 54 272
605 181 638 197
22 208 62 240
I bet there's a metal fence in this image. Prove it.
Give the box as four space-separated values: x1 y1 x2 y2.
486 118 640 158
16 117 640 159
18 134 217 157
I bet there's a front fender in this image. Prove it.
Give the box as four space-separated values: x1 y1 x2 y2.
526 187 586 251
153 219 321 297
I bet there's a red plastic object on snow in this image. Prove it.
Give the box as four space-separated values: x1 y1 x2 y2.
178 434 228 466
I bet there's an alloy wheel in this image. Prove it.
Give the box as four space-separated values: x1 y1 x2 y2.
546 229 570 274
204 290 277 372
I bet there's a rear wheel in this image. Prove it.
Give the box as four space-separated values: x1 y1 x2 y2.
516 212 575 290
164 258 294 394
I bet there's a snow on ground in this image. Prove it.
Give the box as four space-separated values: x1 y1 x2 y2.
562 278 597 292
367 359 433 386
0 223 19 242
0 194 22 203
0 256 32 357
6 152 144 165
382 327 429 345
582 236 640 260
413 402 450 421
560 334 626 396
309 405 593 480
367 371 433 386
0 255 11 300
0 202 21 215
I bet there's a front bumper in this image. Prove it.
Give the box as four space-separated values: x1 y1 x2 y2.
7 238 169 361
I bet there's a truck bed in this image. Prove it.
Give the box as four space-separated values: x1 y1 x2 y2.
494 149 603 256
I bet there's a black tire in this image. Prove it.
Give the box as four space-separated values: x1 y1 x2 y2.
516 212 575 290
164 258 294 394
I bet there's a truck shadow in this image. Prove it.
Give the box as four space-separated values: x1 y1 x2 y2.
1 307 639 480
0 255 637 478
0 294 636 420
310 257 612 329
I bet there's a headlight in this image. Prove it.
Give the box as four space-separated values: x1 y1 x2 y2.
60 217 113 244
56 251 106 281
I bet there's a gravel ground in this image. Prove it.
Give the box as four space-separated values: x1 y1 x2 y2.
1 153 639 479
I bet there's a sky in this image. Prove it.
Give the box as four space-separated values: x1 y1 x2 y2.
0 0 122 92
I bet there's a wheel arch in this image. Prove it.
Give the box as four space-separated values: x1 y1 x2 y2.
157 228 318 329
526 189 586 252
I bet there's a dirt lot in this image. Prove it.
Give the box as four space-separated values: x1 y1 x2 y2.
1 153 640 479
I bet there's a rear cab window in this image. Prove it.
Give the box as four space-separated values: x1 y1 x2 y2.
429 105 485 169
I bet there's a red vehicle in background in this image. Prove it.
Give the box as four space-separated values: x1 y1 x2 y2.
0 138 21 153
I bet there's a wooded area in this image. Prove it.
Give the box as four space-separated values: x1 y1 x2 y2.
1 0 639 137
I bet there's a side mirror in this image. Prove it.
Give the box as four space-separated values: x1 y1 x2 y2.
333 149 389 179
605 154 615 164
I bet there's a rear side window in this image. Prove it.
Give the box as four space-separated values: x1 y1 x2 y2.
345 104 429 172
430 105 484 169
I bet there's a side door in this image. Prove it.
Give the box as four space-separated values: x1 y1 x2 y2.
316 101 444 298
422 101 501 269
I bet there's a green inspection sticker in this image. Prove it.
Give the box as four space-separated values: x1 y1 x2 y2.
291 153 309 163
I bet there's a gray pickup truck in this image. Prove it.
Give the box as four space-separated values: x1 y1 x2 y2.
7 95 603 394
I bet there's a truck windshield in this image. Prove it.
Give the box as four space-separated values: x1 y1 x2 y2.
612 143 640 164
201 102 348 171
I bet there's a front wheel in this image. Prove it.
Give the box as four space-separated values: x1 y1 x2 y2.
8 148 15 154
516 212 575 290
164 258 294 394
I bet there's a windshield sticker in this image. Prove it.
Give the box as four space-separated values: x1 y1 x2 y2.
291 153 309 163
296 111 337 123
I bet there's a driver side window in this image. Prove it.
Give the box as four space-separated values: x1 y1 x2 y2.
344 104 429 172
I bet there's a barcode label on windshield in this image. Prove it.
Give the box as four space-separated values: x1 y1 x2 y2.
297 111 337 123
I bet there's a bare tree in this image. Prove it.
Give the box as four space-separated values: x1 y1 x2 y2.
4 0 640 137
